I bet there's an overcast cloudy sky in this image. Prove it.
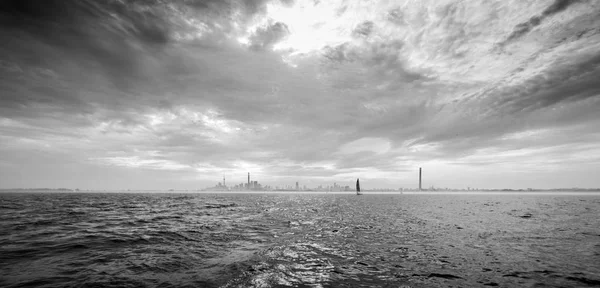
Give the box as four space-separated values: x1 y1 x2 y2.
1 0 599 190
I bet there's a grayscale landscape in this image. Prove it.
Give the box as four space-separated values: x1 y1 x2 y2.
1 0 600 287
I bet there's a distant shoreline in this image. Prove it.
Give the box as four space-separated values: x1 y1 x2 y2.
1 190 600 196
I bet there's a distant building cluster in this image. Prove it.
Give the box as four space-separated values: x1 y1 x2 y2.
316 182 351 192
202 174 356 192
197 169 600 193
205 182 271 191
4 166 598 192
202 173 273 191
230 180 270 191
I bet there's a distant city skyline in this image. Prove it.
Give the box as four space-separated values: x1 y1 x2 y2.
1 1 600 190
1 165 599 192
201 167 600 191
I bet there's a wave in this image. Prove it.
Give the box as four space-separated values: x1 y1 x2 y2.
1 192 599 287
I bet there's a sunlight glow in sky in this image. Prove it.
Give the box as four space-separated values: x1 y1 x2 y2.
1 0 600 190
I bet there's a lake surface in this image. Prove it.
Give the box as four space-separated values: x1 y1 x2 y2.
1 192 599 287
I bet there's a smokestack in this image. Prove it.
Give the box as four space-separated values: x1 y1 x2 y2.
247 172 250 190
419 167 422 191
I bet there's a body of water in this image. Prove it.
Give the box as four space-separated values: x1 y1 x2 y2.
1 192 599 287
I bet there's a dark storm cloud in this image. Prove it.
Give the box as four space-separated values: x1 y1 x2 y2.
0 0 172 65
364 40 424 84
248 22 290 51
337 0 600 164
0 0 175 42
0 0 274 116
487 53 600 115
185 0 265 13
407 75 600 160
500 0 582 46
0 0 291 174
340 39 600 163
0 0 173 117
320 39 424 92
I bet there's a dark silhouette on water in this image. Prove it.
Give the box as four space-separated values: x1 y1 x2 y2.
356 178 362 195
419 167 422 191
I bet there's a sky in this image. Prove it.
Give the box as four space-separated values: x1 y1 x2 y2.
1 0 600 190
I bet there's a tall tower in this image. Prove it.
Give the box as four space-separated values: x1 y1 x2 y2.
419 167 422 191
223 176 226 187
247 172 250 190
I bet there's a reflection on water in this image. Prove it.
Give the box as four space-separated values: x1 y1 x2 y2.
1 192 599 287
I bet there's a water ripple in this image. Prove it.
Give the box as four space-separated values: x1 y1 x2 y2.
1 192 599 287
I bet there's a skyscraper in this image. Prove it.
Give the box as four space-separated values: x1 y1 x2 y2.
247 172 250 190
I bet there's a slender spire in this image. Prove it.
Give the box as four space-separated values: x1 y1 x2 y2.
419 167 422 191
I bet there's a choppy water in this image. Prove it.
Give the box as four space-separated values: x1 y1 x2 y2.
1 192 599 287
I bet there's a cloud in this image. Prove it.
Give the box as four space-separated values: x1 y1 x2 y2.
0 0 277 114
1 0 600 189
338 137 391 155
500 0 582 46
352 21 374 38
486 53 600 115
248 21 290 50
